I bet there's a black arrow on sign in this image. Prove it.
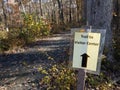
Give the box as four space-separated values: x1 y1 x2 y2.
81 53 89 67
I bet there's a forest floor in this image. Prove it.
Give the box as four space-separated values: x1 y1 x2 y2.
0 31 70 90
0 31 120 90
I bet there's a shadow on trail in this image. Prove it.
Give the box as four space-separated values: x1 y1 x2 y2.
0 48 68 69
0 33 70 85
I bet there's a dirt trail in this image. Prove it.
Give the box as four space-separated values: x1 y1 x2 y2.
0 32 71 90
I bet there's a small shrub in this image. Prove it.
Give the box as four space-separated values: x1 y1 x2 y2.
18 29 34 44
40 64 77 90
0 31 8 39
86 72 114 90
0 14 51 52
22 14 51 37
0 39 10 51
6 29 25 48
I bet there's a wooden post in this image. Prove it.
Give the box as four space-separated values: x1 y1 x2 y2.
77 69 86 90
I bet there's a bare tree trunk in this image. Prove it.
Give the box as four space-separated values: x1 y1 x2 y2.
2 0 8 31
76 0 84 22
51 0 56 23
87 0 113 61
57 0 64 23
113 0 120 32
39 0 42 16
69 0 72 23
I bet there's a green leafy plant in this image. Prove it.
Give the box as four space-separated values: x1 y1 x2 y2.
22 14 51 37
0 14 51 52
0 39 10 51
0 31 8 39
86 72 115 90
0 31 9 51
39 64 77 90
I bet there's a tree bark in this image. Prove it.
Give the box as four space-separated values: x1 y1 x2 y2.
39 0 42 16
2 0 8 31
76 0 84 23
87 0 113 61
57 0 64 23
69 0 72 23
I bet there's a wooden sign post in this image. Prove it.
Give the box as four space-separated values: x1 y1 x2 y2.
77 69 86 90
